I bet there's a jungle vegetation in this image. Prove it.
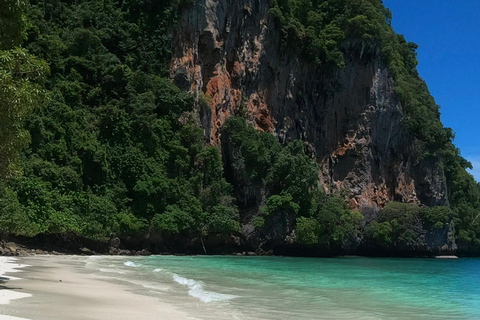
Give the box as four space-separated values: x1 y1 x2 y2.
0 0 478 252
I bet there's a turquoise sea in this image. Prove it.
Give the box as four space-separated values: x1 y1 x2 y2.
86 256 480 319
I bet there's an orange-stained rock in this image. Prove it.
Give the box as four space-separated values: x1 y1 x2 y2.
170 0 448 211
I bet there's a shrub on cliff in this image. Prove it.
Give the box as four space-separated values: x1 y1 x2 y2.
365 202 454 249
295 192 363 248
223 117 318 215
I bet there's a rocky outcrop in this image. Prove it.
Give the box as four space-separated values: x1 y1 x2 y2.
171 0 447 212
170 0 453 253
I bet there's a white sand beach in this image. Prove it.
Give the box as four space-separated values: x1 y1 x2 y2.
0 256 191 320
0 257 32 307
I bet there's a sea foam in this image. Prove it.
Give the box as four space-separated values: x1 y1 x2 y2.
124 261 139 267
172 273 236 303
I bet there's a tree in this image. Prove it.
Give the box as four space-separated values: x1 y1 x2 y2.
0 0 26 50
0 0 48 180
295 192 362 248
0 50 48 179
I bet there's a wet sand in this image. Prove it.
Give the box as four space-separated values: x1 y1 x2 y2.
0 256 191 320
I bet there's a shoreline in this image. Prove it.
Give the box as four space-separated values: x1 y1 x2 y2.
0 254 475 320
0 256 191 320
1 234 468 259
0 239 462 259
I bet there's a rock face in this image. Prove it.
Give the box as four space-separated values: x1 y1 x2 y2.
171 0 453 253
171 0 447 210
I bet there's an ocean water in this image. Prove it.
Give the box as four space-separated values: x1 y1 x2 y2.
85 256 480 319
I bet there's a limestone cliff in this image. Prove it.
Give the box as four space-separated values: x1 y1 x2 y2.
172 0 447 209
170 0 454 254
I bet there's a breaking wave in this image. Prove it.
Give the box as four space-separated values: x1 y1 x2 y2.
172 273 236 303
124 261 139 267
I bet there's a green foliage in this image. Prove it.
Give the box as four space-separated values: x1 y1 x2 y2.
152 203 199 234
223 117 318 215
0 0 477 255
0 0 48 180
268 0 452 158
223 116 282 182
420 206 450 229
262 192 300 216
365 202 452 248
372 202 421 247
252 217 265 228
365 221 392 246
0 49 48 179
269 0 389 67
204 204 240 234
446 155 480 244
296 192 362 247
269 0 480 251
0 0 239 241
0 0 27 50
0 188 42 236
224 116 360 248
295 216 319 245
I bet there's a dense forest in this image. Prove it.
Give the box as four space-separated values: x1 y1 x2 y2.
1 0 479 255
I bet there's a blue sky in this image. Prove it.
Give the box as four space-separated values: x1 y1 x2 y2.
382 1 480 181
